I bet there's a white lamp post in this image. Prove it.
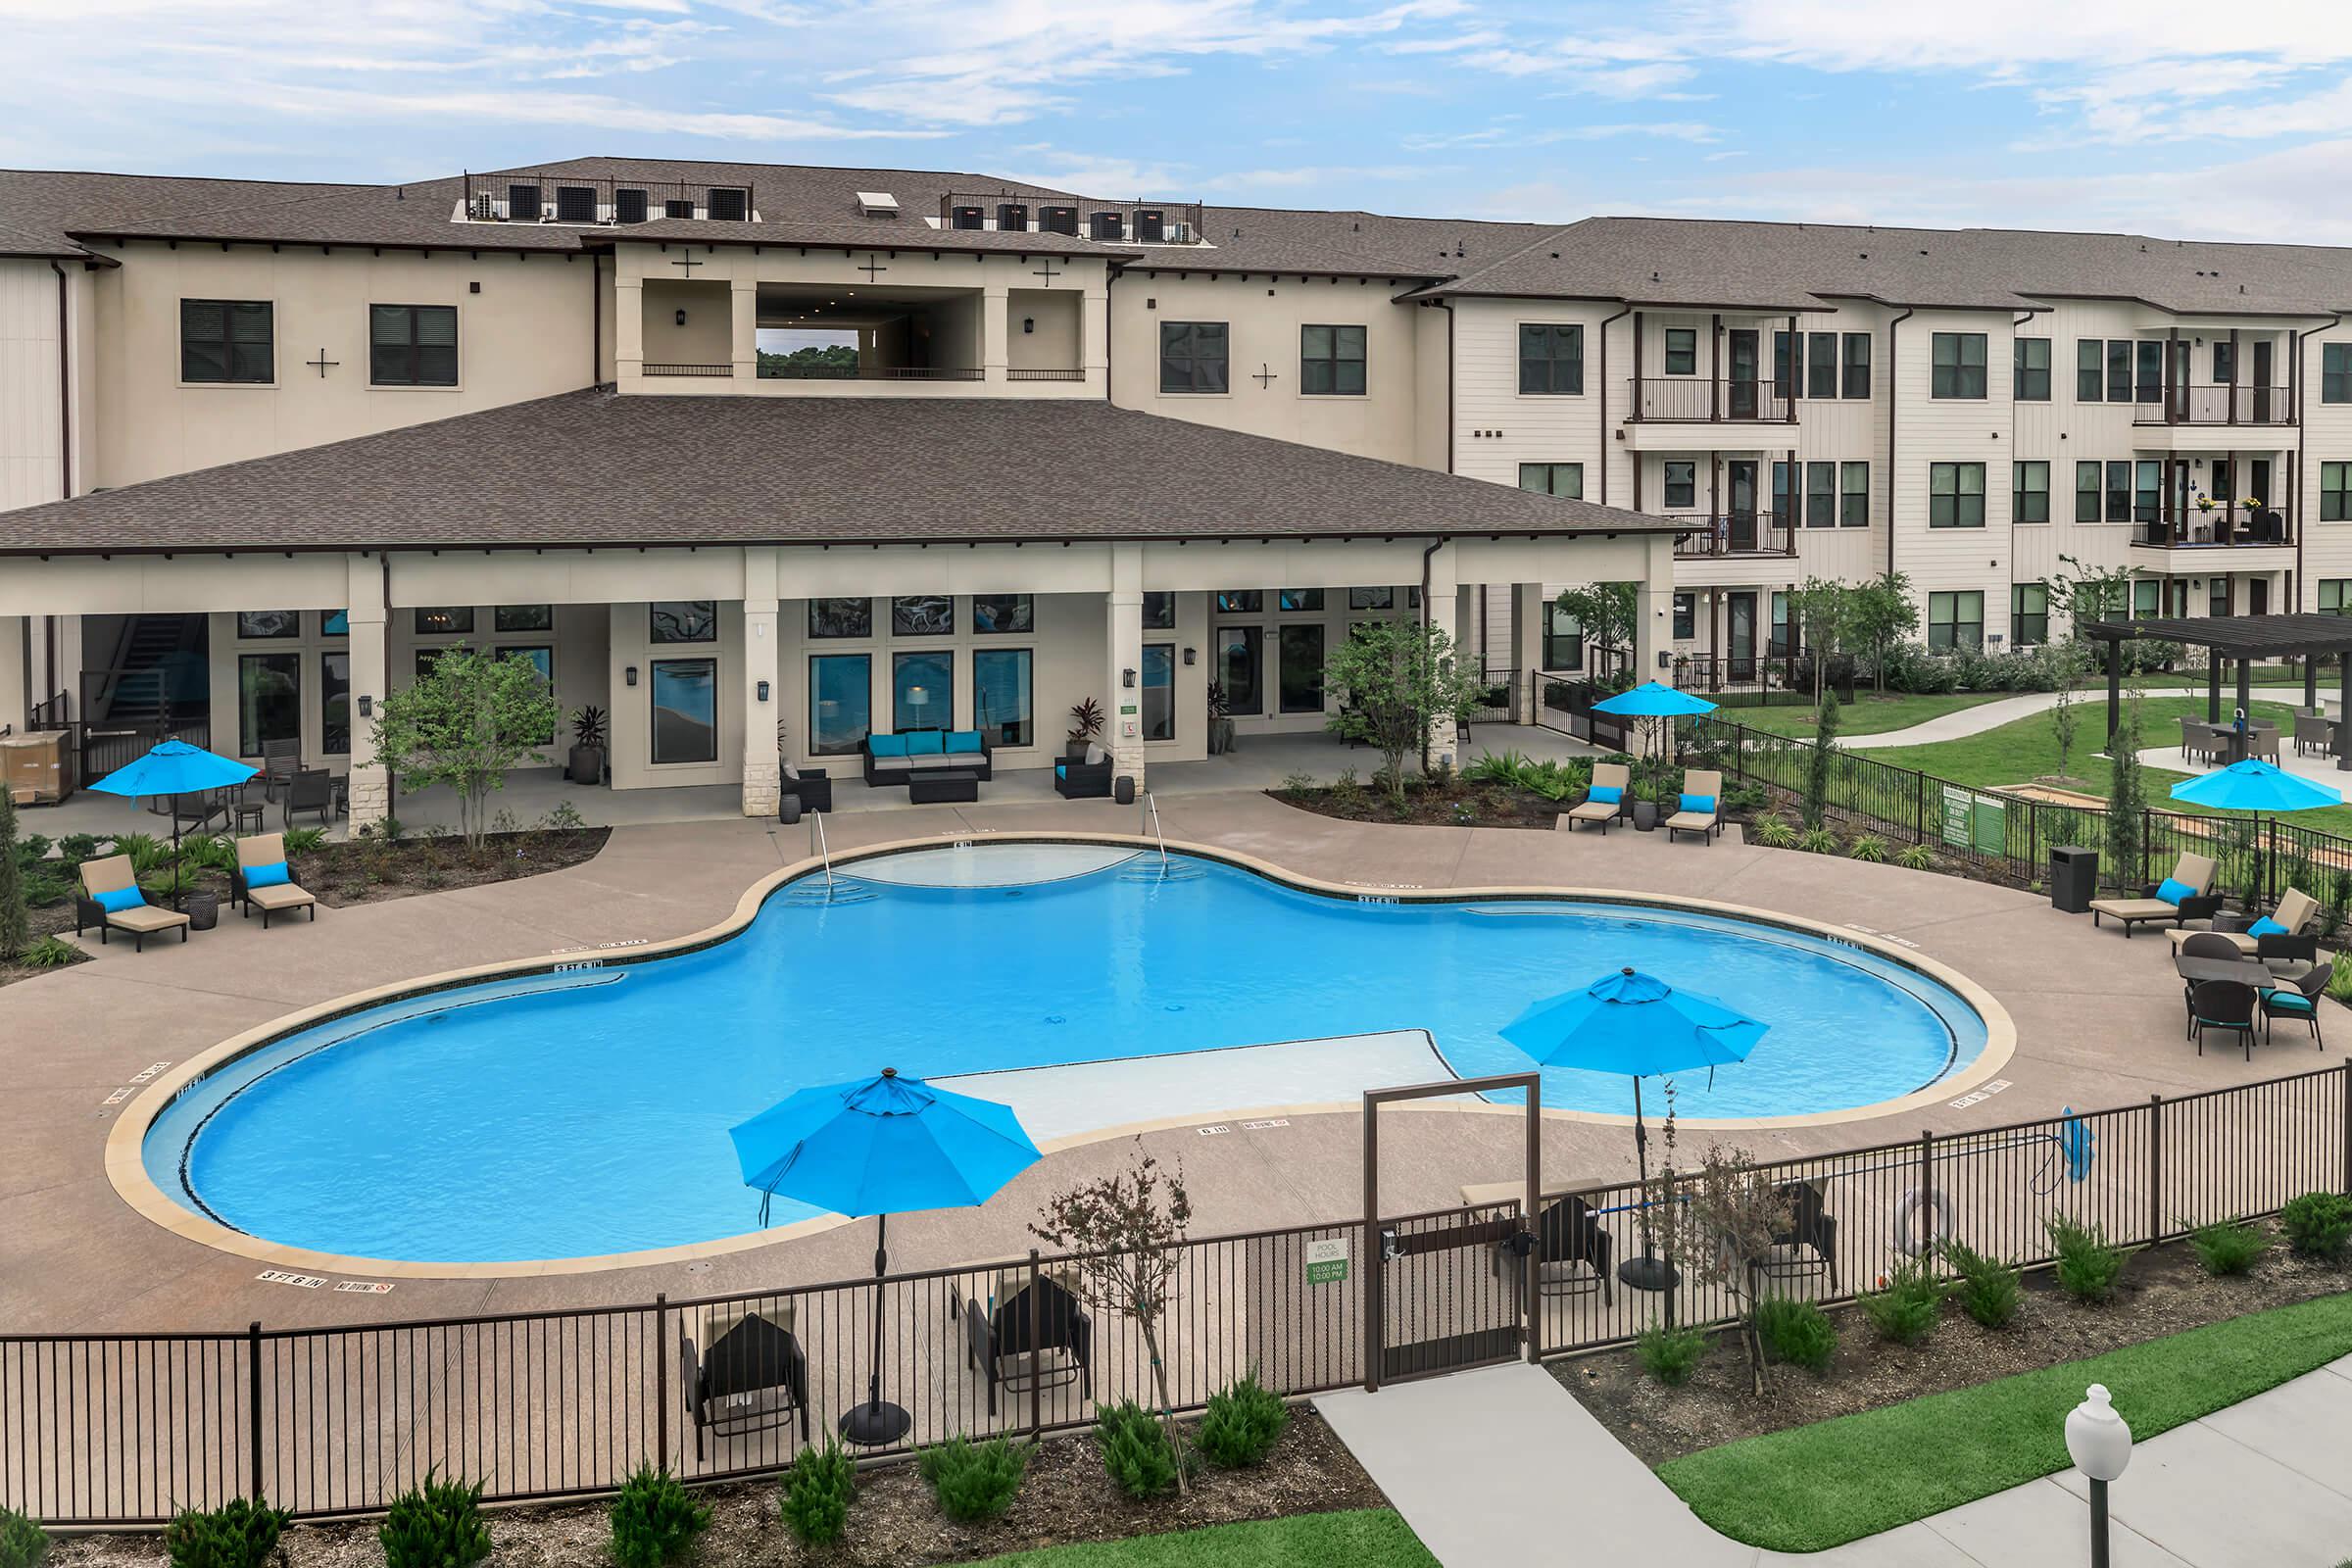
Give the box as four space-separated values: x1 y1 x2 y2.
2064 1383 2133 1568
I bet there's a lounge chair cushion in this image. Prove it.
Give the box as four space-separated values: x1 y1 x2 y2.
2156 877 2194 906
907 731 944 756
1589 784 1622 805
1086 743 1108 765
2249 916 2289 938
245 859 292 889
1680 793 1716 814
95 885 147 914
248 884 315 912
869 733 909 759
107 904 187 933
946 731 983 756
2092 898 2177 922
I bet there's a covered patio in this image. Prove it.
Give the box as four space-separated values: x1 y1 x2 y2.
2086 612 2352 773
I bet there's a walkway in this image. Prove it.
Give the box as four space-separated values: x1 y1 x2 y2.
1843 691 2073 750
1318 1353 2352 1566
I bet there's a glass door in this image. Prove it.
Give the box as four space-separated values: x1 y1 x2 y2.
1726 592 1757 682
1217 626 1262 718
2253 340 2275 422
1727 462 1758 551
1727 329 1759 418
1278 625 1326 713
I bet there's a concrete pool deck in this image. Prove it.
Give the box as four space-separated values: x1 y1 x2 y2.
0 787 2334 1332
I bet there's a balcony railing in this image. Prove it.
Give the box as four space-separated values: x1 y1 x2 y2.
1668 511 1795 558
1626 377 1790 423
2134 508 2292 549
1005 368 1086 382
936 192 1205 245
642 362 733 378
2132 385 2293 425
460 172 755 225
756 365 986 382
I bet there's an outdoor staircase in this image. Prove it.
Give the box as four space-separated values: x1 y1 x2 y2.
91 615 205 725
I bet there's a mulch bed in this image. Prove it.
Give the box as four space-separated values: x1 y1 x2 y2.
1268 778 1573 830
1556 1229 2352 1466
49 1410 1384 1568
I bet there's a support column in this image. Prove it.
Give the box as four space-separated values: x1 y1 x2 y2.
982 286 1009 380
1635 534 1678 686
1510 583 1545 723
2339 653 2350 773
729 279 759 382
1107 544 1146 790
2305 656 2320 712
0 615 25 736
344 555 390 830
614 279 644 381
741 547 781 817
1424 544 1460 773
2236 656 2253 728
2104 636 2122 753
2208 653 2223 724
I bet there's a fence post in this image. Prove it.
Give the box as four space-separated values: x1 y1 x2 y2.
247 1321 264 1501
1026 1249 1044 1441
2265 820 2277 908
1914 770 1926 845
2147 1097 2164 1246
654 1294 669 1469
1917 1130 1933 1257
2342 1063 2351 1198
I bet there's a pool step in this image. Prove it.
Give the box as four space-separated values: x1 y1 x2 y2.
778 877 880 906
1115 860 1207 885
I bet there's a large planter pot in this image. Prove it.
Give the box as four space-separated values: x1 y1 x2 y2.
182 892 220 931
567 745 605 786
1208 717 1236 755
1065 740 1094 761
778 795 802 826
1632 799 1660 832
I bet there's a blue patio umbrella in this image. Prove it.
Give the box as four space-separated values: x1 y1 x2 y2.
1592 682 1718 785
2168 759 2343 814
1500 967 1767 1289
729 1067 1041 1445
88 740 258 906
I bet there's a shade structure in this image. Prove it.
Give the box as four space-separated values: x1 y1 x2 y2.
728 1067 1042 1446
1592 680 1718 718
2168 759 2343 814
87 740 258 907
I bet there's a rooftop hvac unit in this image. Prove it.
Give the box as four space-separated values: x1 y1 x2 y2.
951 205 985 230
996 202 1029 232
507 183 542 222
1167 220 1195 244
555 185 597 223
1088 211 1124 241
708 187 747 222
1040 205 1079 235
1135 209 1165 243
663 198 696 220
614 188 648 224
468 191 498 222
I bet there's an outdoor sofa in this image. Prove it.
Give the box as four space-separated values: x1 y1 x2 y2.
861 729 993 788
680 1303 809 1456
1566 762 1630 833
230 831 317 929
73 855 190 951
1664 768 1722 844
2164 887 2319 959
2088 852 2220 938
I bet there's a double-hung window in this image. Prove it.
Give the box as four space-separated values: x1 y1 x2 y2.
2321 580 2352 615
2077 340 2105 402
2076 462 2102 522
1928 591 1984 651
2013 461 2049 523
2325 344 2352 404
1928 463 1985 527
2014 337 2050 401
1517 463 1583 498
2106 461 2133 523
1807 334 1838 400
2323 462 2352 521
2010 584 2049 646
1663 328 1696 375
1299 324 1366 395
1805 462 1837 528
1662 461 1695 510
1840 462 1869 526
368 304 458 386
1518 324 1584 394
1931 333 1987 399
1841 332 1872 398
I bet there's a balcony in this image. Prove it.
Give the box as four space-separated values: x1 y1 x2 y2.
1626 378 1791 424
642 362 733 378
2132 385 2293 426
1668 512 1795 559
935 192 1205 245
2132 506 2293 552
460 171 754 225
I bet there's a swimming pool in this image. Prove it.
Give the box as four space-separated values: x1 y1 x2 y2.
142 843 1989 1264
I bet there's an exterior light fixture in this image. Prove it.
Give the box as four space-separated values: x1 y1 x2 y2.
625 665 639 687
757 680 770 702
357 695 372 718
2065 1383 2133 1568
1122 667 1137 688
1182 648 1196 665
674 309 687 326
1023 317 1035 334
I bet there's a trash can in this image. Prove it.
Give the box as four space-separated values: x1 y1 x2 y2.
2048 845 2098 914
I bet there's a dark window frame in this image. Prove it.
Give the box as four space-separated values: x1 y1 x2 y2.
1517 322 1584 395
808 598 874 639
1805 461 1836 528
971 646 1034 747
1927 589 1984 652
1159 320 1229 394
1662 460 1696 510
650 601 716 644
2077 462 2102 522
1518 462 1583 498
1841 332 1872 399
179 298 274 384
2014 336 2051 401
2013 460 2050 524
970 594 1034 634
1840 461 1869 527
2077 339 2104 402
2323 344 2352 404
1930 332 1988 399
368 303 459 387
1928 462 1986 527
1807 333 1838 401
1298 323 1367 396
648 657 718 764
2323 462 2352 522
1663 328 1697 375
2010 583 2049 646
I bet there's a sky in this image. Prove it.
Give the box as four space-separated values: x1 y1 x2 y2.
5 0 2352 241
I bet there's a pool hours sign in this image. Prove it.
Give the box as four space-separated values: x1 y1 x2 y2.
1304 1237 1349 1285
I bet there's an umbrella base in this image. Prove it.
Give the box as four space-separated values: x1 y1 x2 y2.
1617 1254 1681 1294
839 1398 911 1447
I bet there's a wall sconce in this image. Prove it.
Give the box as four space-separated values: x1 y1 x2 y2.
624 665 639 687
357 695 372 718
1122 668 1137 688
757 679 770 702
1023 317 1036 334
674 309 688 327
1182 647 1196 665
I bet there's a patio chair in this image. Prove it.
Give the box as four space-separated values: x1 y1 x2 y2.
72 855 189 951
960 1266 1093 1416
2166 888 2319 959
1461 1181 1614 1303
1567 762 1630 834
260 736 302 803
1745 1177 1838 1296
2176 932 2245 1038
1054 746 1113 800
679 1304 809 1458
230 831 317 929
2190 980 2259 1061
1664 768 1722 845
779 762 832 815
282 768 335 829
2260 962 2328 1047
2088 851 2220 937
2295 713 2333 758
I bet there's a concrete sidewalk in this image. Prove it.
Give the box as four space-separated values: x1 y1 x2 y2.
1317 1353 2352 1566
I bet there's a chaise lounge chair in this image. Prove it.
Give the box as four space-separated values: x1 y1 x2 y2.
2088 852 2220 938
231 831 317 929
680 1303 810 1457
1566 762 1629 834
1461 1181 1614 1302
73 855 190 951
2165 887 2318 959
1664 768 1722 844
958 1265 1094 1415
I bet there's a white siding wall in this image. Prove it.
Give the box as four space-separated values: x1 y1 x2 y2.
0 259 65 513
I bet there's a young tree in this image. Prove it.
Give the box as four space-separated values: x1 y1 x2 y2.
0 790 26 961
1786 578 1853 702
2041 639 2096 784
1845 572 1919 692
1323 618 1487 808
1644 1137 1793 1396
2105 700 2147 890
2047 555 2137 636
1550 582 1640 670
1802 690 1840 829
1031 1146 1195 1493
368 645 562 849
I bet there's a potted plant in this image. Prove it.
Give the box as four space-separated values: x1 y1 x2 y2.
1207 681 1235 756
567 705 608 786
1066 698 1104 760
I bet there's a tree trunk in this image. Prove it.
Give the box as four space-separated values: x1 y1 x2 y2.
1138 1314 1188 1495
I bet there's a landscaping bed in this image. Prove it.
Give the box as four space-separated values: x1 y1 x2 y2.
1268 757 1769 834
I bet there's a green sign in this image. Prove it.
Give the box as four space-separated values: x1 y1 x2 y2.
1940 784 2005 855
1304 1237 1349 1285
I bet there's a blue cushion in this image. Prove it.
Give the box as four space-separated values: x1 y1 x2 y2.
2156 877 2195 906
907 730 944 756
2266 991 2315 1012
2248 916 2289 938
1680 793 1717 815
1054 763 1068 779
869 733 909 759
945 730 983 756
94 884 145 914
245 860 291 890
1589 784 1622 805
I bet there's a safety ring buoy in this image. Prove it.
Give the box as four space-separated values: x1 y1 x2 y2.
1893 1187 1954 1257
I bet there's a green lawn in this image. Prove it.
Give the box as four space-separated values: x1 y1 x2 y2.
1658 1290 2352 1552
975 1510 1436 1567
1722 691 2010 739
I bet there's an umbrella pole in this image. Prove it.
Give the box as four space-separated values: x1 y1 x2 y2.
1619 1075 1681 1294
840 1211 912 1447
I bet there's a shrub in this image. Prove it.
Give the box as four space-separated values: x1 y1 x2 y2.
380 1468 490 1568
1197 1372 1291 1468
1277 770 1318 800
1751 813 1798 849
1858 1258 1946 1345
1796 827 1840 856
1845 834 1888 863
2189 1219 2268 1277
2280 1191 2352 1260
2328 952 2352 1006
1462 750 1525 785
15 937 77 969
1635 1323 1709 1387
165 1496 290 1568
916 1436 1028 1522
0 1507 47 1568
1095 1399 1184 1498
1894 843 1935 872
608 1464 710 1568
780 1442 857 1546
1754 1297 1837 1371
1941 1242 2022 1328
2047 1214 2130 1302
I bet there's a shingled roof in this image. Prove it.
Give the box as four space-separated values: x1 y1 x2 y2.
0 390 1676 556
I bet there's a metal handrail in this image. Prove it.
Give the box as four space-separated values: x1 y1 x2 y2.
1144 791 1167 867
809 809 833 894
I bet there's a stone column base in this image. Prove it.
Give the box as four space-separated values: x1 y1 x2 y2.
742 757 782 818
345 767 391 833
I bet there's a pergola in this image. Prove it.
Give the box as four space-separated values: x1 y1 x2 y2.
2082 613 2352 771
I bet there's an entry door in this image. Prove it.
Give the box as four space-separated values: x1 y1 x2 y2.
1218 626 1263 718
1727 330 1760 417
2249 578 2270 616
1726 591 1757 681
1726 462 1759 551
2253 340 2275 422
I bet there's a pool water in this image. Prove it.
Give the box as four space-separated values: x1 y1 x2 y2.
145 846 1985 1263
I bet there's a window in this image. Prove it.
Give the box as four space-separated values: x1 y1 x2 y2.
1348 587 1396 612
892 650 953 731
1841 332 1872 399
2210 578 2231 617
1774 330 1801 397
1664 328 1696 375
369 304 458 386
649 659 716 763
495 605 552 633
1840 462 1870 526
808 654 870 755
2013 461 2049 524
413 607 472 636
2135 461 2162 524
1808 333 1838 400
1518 463 1583 498
2011 583 2049 646
2107 340 2132 403
2135 341 2163 404
971 594 1033 633
1159 321 1228 393
2077 340 2104 402
2325 344 2352 404
180 299 272 384
1931 333 1987 398
2211 459 2234 505
1517 323 1583 394
1215 590 1263 613
808 598 872 638
1278 625 1325 712
1929 463 1985 527
1141 644 1175 740
1806 462 1836 528
1773 460 1793 524
1278 589 1324 612
2325 463 2352 521
1927 590 1984 651
2134 579 2160 618
2106 461 2133 523
237 653 300 758
2077 462 2102 522
1218 625 1262 714
2212 341 2234 384
1672 593 1694 640
651 601 716 643
1299 324 1366 395
1662 461 1696 510
321 652 351 756
2321 580 2352 615
236 610 299 639
890 596 953 636
1143 591 1176 630
2014 337 2050 401
1769 592 1791 658
972 648 1033 746
1542 604 1581 670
